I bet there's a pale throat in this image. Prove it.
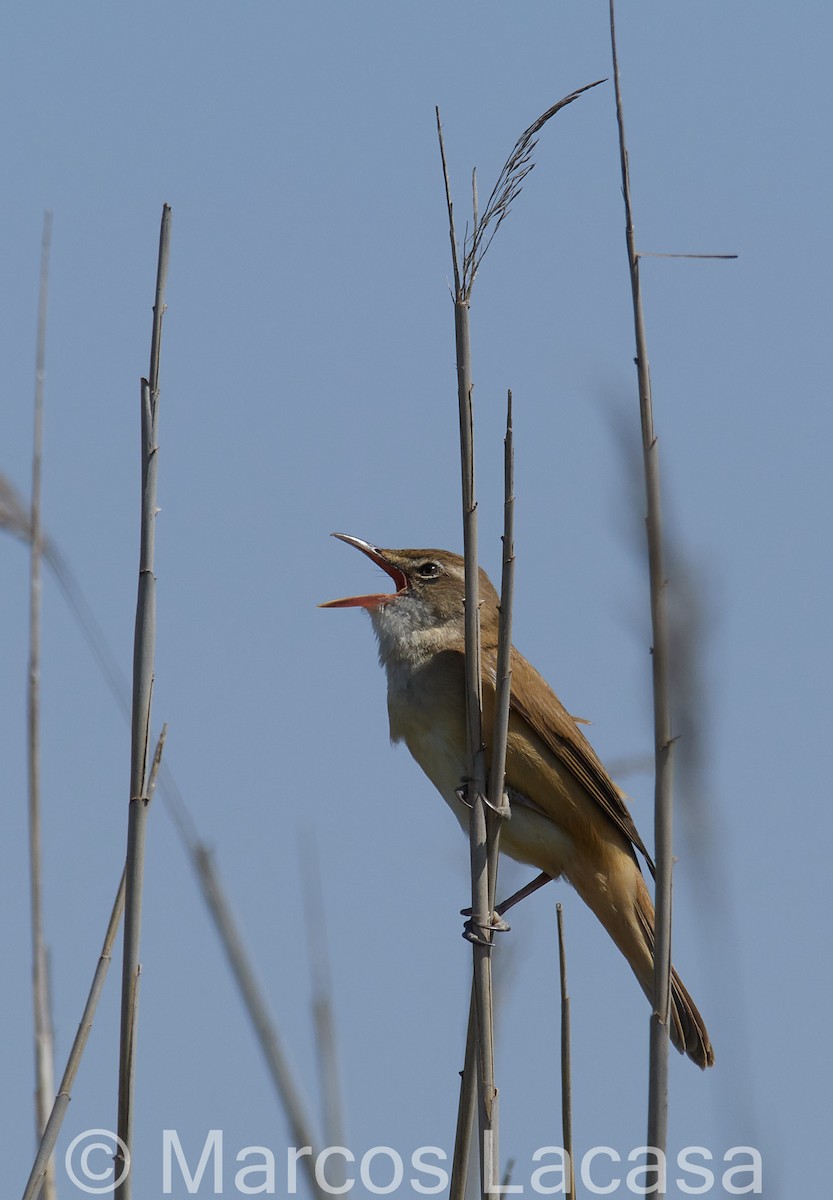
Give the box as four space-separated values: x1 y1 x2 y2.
368 594 458 669
367 595 466 772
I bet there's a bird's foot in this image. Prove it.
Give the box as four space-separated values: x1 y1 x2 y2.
455 780 511 819
460 909 511 943
489 792 512 818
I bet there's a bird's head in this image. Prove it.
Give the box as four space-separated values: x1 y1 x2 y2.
320 533 499 663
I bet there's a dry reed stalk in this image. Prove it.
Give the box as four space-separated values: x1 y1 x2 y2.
21 729 167 1200
449 993 478 1200
438 90 597 1199
163 778 327 1199
608 1 673 1165
299 830 347 1173
187 839 329 1200
486 393 515 898
27 210 56 1200
116 204 171 1199
556 904 575 1200
0 474 132 721
437 107 497 1197
0 479 327 1197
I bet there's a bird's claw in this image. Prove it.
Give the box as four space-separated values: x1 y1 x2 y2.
455 780 511 819
455 782 475 809
463 924 493 946
460 909 511 940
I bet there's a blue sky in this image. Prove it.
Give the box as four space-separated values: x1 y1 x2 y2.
2 3 830 1196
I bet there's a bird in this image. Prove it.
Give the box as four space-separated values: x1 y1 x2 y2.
321 533 714 1069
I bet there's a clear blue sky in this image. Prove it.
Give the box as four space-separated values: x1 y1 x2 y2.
2 3 830 1196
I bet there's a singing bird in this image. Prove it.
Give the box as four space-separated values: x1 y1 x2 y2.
322 534 714 1069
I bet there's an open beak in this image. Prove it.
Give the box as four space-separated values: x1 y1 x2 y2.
319 533 409 609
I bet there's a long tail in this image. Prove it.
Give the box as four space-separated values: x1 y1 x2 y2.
634 886 715 1069
566 855 714 1069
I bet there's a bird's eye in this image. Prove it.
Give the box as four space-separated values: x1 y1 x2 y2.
416 561 440 578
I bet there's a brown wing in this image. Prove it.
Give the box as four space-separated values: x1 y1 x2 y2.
486 646 656 876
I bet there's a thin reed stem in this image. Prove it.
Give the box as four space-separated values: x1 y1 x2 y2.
435 108 461 295
609 2 673 1166
22 868 127 1200
556 904 575 1200
188 841 329 1200
486 391 515 902
440 91 597 1196
436 108 496 1200
21 728 167 1200
116 204 171 1199
299 830 347 1181
456 288 499 1200
27 209 56 1200
449 993 478 1200
0 481 326 1197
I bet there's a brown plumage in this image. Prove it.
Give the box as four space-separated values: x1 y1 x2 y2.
323 535 714 1069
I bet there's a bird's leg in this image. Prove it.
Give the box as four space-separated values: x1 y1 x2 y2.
460 870 554 930
455 776 511 943
494 870 553 916
456 780 549 938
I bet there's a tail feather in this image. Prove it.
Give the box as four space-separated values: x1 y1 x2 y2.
635 890 714 1069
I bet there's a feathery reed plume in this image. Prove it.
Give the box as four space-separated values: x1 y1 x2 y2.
462 82 604 295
